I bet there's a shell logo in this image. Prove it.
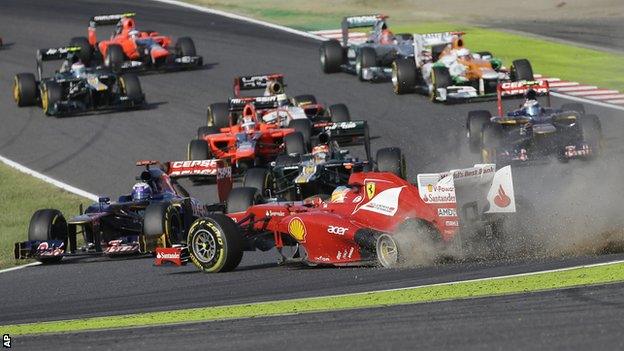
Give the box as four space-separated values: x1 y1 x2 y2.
288 217 306 242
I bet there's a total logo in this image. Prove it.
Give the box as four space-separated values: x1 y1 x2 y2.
327 225 349 235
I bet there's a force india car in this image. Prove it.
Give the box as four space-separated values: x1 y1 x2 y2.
201 74 359 143
14 160 232 263
67 13 202 72
467 80 602 165
319 14 416 81
241 132 405 201
391 31 534 102
155 163 518 272
13 46 145 116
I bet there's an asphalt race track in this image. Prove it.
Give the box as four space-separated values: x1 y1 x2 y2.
1 0 624 348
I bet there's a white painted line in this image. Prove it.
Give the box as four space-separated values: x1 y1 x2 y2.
551 92 624 112
0 262 41 274
534 74 543 78
543 77 561 82
0 155 98 201
549 81 580 87
311 29 343 35
606 99 624 104
567 90 619 96
554 85 598 92
587 94 624 100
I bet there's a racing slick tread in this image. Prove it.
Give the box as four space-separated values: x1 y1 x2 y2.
13 73 38 107
187 214 244 273
320 39 343 73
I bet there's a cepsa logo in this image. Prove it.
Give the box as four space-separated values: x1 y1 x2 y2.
169 160 217 176
500 81 548 96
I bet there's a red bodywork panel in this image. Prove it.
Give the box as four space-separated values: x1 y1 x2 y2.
228 172 460 265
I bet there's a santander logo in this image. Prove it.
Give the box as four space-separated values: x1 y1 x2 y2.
493 185 511 208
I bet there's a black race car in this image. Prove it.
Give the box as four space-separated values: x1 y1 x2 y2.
467 81 602 165
14 160 233 263
13 46 145 116
239 129 406 201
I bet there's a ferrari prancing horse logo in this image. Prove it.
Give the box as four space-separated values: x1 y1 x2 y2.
366 182 376 200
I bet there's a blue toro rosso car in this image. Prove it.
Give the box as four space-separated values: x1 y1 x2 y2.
466 80 602 165
14 160 232 264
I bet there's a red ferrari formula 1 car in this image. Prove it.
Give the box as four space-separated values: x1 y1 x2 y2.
155 163 519 272
67 13 202 72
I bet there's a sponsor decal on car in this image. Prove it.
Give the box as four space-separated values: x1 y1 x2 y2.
288 217 307 242
327 225 349 235
265 210 286 217
336 247 355 260
365 182 376 199
445 220 459 227
355 186 404 216
437 208 458 217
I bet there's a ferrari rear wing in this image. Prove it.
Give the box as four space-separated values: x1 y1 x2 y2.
233 74 284 97
417 164 515 231
496 80 550 116
89 13 136 27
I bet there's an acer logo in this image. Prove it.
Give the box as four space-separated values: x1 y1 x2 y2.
327 225 349 235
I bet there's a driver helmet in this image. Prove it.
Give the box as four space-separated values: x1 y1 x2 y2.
241 115 256 132
71 61 86 78
330 185 350 203
131 182 152 201
276 93 289 107
523 99 541 117
312 144 330 164
129 29 140 39
261 111 278 125
456 47 471 60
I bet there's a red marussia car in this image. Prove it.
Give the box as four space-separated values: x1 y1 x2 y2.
155 163 519 272
68 13 202 72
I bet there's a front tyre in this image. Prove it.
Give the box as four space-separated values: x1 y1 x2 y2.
13 73 38 107
187 215 244 273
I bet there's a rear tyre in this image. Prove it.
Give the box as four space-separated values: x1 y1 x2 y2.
392 58 417 94
481 122 503 163
356 47 376 81
376 147 406 179
69 36 93 65
284 132 306 155
467 110 492 153
40 81 63 116
226 187 258 214
288 119 312 147
119 74 143 103
511 59 534 81
188 139 211 160
104 44 125 72
328 103 350 122
320 39 344 73
28 209 67 264
430 66 452 102
13 73 38 107
292 94 317 106
143 202 184 245
187 214 244 273
581 114 602 156
197 126 220 139
175 37 197 57
561 103 585 114
376 234 400 268
207 102 231 129
243 168 272 198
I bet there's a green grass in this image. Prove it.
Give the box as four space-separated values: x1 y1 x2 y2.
4 261 624 335
0 162 90 269
186 1 624 91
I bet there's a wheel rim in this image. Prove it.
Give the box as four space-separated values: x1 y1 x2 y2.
192 229 217 263
104 53 110 67
41 87 49 112
13 81 20 104
391 62 398 92
356 56 361 76
377 234 398 268
320 49 326 67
